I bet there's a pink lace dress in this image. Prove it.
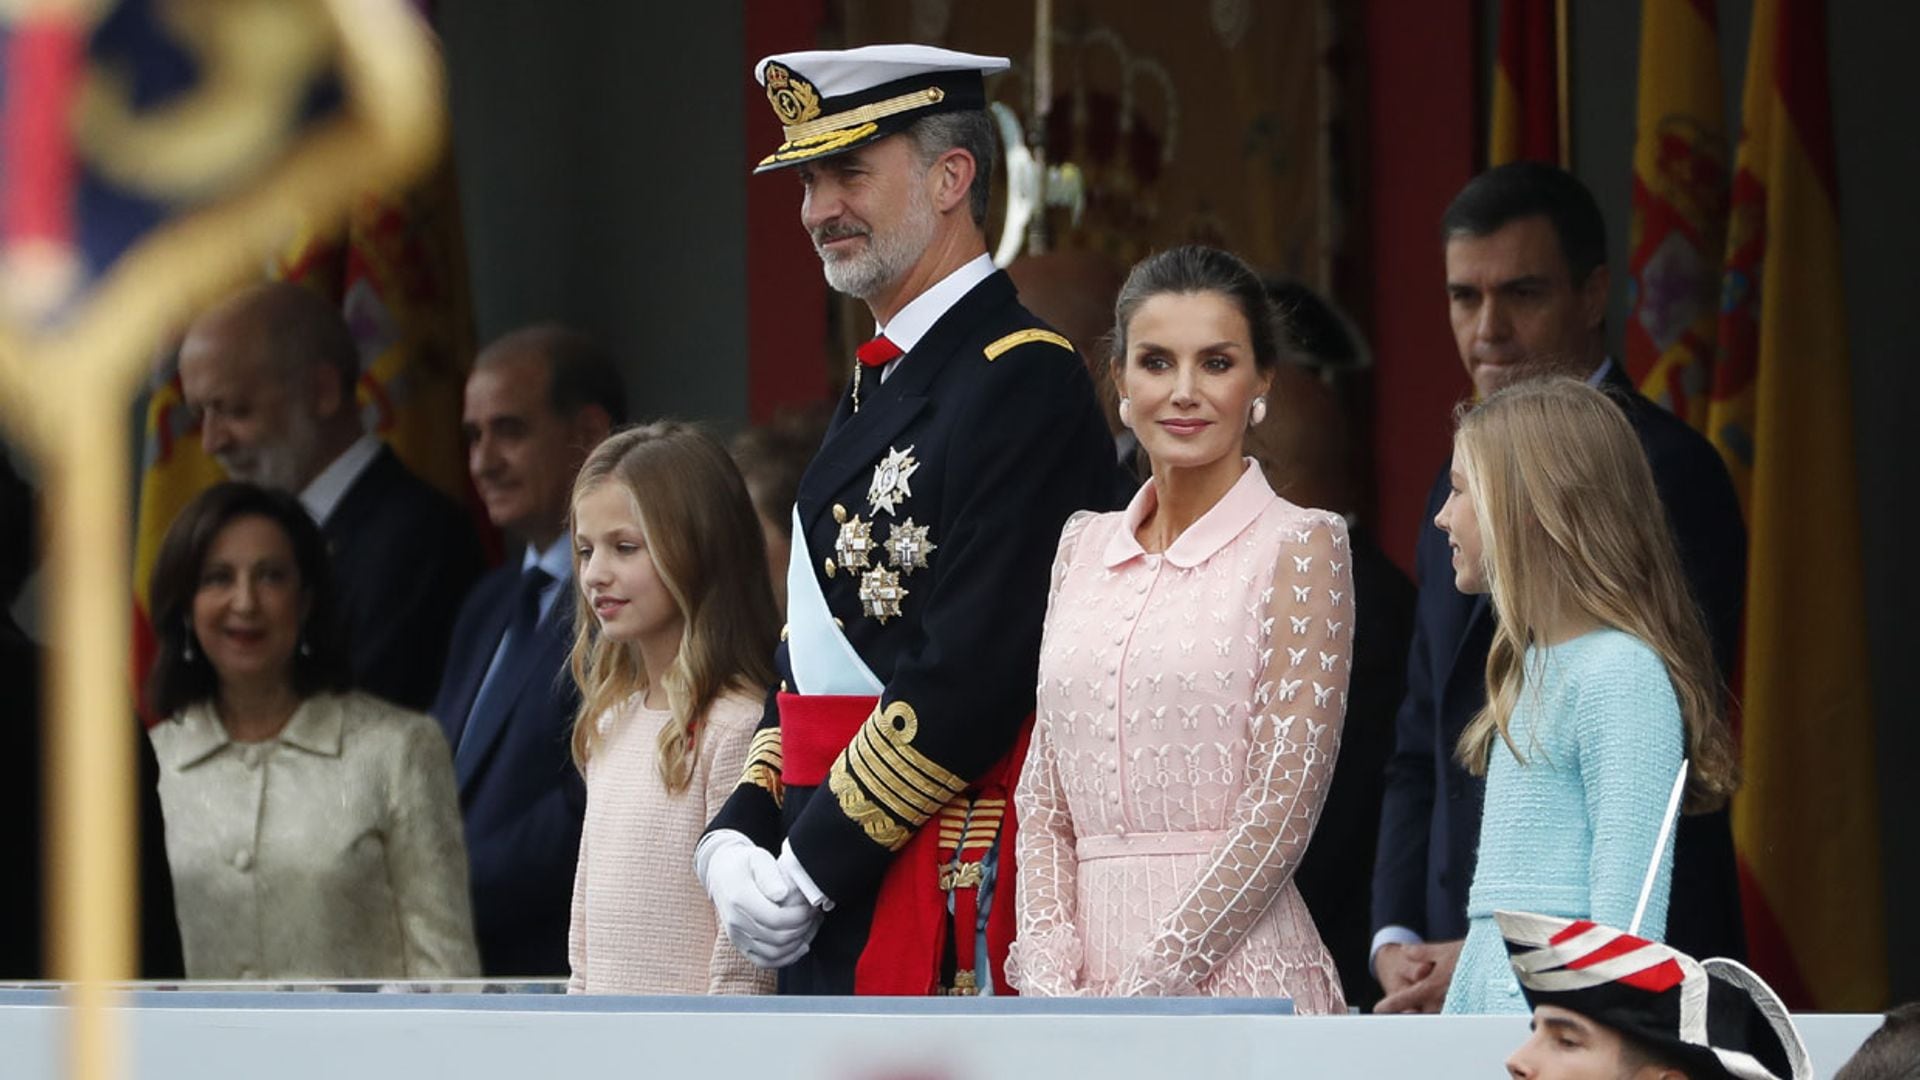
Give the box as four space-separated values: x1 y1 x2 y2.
1007 462 1349 1008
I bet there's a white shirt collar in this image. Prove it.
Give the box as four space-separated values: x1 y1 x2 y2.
524 533 575 581
1588 357 1616 387
299 435 382 525
875 252 996 355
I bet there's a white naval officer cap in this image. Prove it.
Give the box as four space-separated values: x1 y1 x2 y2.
752 44 1010 174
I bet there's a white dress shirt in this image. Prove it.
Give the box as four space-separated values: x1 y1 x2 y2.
299 434 382 525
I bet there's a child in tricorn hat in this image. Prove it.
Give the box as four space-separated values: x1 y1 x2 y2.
1497 909 1810 1080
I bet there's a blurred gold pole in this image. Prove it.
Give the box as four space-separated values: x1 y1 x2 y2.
0 7 446 1072
0 334 143 1080
43 370 141 1080
0 4 137 1078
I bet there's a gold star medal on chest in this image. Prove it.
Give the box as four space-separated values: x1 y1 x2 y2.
886 517 937 573
858 564 908 623
832 504 874 570
867 445 920 517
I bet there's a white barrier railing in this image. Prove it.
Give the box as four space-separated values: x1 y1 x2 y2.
0 989 1883 1080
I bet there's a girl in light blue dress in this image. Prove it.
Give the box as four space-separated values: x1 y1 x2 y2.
1431 378 1739 1014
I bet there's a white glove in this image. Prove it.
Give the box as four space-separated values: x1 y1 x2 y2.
696 831 821 969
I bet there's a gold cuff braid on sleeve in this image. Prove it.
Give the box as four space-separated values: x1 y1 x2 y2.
740 727 785 809
827 699 966 851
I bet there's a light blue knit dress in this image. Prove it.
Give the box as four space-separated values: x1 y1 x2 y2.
1442 628 1685 1014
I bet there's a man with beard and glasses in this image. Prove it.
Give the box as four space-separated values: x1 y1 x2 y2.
178 281 483 711
698 44 1115 995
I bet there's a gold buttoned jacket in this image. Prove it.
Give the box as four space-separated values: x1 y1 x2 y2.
150 691 479 980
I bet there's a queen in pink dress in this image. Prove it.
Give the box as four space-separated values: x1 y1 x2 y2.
1007 247 1350 1007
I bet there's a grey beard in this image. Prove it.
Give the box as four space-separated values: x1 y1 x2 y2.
222 410 320 493
813 186 938 301
821 248 897 299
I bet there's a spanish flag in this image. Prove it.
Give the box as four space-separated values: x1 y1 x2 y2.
1488 0 1561 166
1709 0 1885 1010
1624 0 1727 430
270 159 475 504
131 360 227 721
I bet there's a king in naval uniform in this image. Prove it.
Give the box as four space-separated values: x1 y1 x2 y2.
697 44 1116 995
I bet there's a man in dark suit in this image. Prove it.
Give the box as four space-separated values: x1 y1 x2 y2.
699 45 1115 995
1371 163 1748 1012
178 282 482 710
433 326 623 977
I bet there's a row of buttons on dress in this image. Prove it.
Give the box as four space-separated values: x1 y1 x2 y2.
1106 553 1163 837
235 743 266 874
1106 555 1160 705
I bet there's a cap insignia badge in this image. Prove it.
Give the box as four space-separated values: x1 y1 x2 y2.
835 513 875 572
858 565 908 623
763 63 822 126
886 518 937 574
868 445 919 517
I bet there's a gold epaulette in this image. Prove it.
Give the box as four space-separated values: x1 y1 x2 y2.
983 328 1074 361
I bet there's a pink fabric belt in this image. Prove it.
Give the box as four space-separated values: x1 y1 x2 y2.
1076 830 1228 862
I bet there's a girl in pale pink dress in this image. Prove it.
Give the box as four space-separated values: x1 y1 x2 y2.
566 423 779 994
1008 247 1350 1007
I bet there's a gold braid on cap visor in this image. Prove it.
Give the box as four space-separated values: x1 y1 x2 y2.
781 85 946 142
759 123 879 168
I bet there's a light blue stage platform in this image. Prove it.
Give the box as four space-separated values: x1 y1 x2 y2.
0 986 1882 1079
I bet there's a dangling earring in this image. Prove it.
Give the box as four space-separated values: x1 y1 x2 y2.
298 636 312 658
1117 397 1133 429
181 619 197 662
1249 397 1268 427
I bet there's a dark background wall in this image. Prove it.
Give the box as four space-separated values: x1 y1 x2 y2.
441 2 752 430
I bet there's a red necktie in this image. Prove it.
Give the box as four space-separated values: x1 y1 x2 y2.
856 334 903 368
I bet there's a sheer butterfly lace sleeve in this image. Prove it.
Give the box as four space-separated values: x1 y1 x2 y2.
1007 511 1097 996
1112 513 1352 996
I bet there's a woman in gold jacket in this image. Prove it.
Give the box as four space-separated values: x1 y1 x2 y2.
146 482 477 980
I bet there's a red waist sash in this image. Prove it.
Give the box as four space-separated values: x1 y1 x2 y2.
777 691 1030 995
779 693 876 786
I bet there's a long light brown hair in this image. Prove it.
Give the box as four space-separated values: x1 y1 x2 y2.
1452 378 1737 813
567 422 779 791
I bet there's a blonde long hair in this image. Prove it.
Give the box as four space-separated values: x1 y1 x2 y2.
1452 378 1737 813
567 422 780 791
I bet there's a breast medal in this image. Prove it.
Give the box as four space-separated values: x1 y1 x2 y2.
868 445 920 517
885 518 936 573
858 565 907 622
833 504 875 571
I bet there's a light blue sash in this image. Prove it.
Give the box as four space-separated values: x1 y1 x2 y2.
785 504 883 696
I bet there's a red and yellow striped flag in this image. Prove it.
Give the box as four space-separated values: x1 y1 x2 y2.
1489 0 1561 166
131 359 227 718
1624 0 1727 429
271 160 475 504
1710 0 1885 1010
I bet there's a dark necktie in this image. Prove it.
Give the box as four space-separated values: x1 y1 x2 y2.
456 566 554 771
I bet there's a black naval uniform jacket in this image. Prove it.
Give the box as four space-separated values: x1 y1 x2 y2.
706 269 1117 994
